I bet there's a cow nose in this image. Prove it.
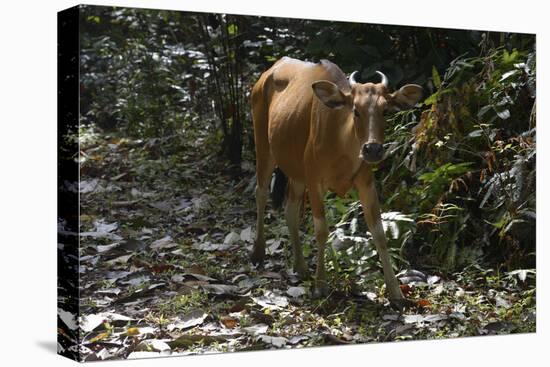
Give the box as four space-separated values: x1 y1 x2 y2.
362 143 384 162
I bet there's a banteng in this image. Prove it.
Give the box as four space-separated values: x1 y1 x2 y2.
251 57 422 303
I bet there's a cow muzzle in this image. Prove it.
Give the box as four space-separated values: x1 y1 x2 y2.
361 143 384 163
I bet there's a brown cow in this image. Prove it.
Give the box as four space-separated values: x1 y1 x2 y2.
251 57 422 303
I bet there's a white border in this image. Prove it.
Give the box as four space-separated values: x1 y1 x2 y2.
0 1 546 366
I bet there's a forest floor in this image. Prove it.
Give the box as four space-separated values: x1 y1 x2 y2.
65 126 536 361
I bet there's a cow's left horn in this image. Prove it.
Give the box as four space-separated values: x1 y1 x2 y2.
349 71 359 86
375 71 389 88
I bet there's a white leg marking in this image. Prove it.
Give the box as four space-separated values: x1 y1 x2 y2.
313 217 328 241
372 218 385 242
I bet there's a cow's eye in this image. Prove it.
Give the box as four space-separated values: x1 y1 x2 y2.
353 108 360 117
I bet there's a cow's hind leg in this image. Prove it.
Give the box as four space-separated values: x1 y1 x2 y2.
251 157 274 266
285 180 308 279
251 76 274 267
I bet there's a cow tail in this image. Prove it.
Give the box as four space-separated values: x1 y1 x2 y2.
271 168 288 210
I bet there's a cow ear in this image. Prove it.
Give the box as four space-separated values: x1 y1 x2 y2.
388 84 423 111
312 80 349 109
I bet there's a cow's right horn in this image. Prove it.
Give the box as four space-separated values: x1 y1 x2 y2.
375 71 389 88
349 71 359 86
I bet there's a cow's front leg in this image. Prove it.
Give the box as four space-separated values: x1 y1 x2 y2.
308 185 329 297
354 169 404 304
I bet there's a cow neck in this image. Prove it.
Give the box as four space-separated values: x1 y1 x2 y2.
343 117 364 185
349 159 364 184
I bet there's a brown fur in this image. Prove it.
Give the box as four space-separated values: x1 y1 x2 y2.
251 57 422 301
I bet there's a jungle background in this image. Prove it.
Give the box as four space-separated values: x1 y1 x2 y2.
58 4 536 360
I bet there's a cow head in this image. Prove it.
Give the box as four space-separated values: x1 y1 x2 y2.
312 71 423 163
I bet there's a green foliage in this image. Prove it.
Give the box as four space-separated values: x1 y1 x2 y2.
80 7 202 137
156 291 207 317
418 162 473 204
379 46 536 271
431 65 441 89
326 43 535 275
78 5 535 274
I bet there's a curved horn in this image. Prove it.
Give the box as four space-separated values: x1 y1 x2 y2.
349 71 359 86
375 70 389 88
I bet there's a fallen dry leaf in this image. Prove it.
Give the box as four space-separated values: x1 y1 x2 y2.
417 299 432 308
400 284 413 296
220 315 238 328
126 327 140 336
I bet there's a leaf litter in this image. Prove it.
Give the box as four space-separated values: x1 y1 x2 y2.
65 129 536 361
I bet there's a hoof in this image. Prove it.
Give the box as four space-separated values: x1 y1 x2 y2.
293 263 309 281
313 282 329 299
250 248 265 267
389 297 413 311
